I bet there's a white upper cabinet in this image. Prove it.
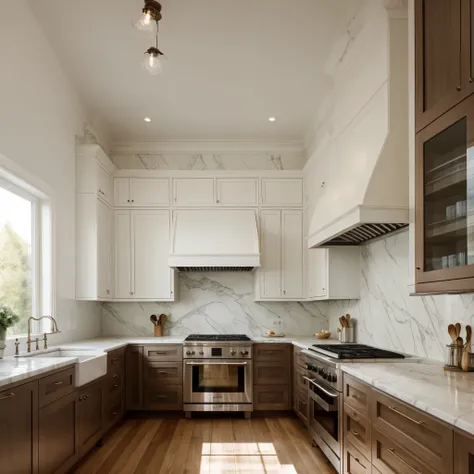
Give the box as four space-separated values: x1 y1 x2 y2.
261 178 303 207
256 209 304 300
114 178 170 207
114 209 174 301
76 195 113 301
76 144 115 206
281 210 304 298
306 247 360 301
216 178 258 206
173 178 215 206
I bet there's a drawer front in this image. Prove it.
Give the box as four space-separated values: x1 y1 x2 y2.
144 383 183 410
253 361 289 385
294 366 308 393
39 367 75 408
107 347 126 371
295 388 308 426
145 362 182 385
144 345 182 361
253 343 290 362
254 385 289 410
371 390 453 474
293 346 306 369
344 442 372 474
372 428 438 474
103 391 125 430
344 375 371 417
344 403 371 460
105 369 125 398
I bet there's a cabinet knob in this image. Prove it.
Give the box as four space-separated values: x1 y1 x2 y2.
131 200 134 203
216 199 220 203
470 77 474 83
106 289 110 295
127 199 130 203
457 86 462 91
130 291 134 296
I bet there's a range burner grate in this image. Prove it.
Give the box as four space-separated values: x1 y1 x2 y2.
185 334 251 342
309 344 405 360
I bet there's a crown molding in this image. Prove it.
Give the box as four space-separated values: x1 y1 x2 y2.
110 140 306 155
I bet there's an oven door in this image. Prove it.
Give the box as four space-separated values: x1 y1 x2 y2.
184 360 252 404
305 377 340 459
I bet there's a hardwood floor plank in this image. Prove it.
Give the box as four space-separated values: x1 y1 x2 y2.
184 419 212 474
159 419 195 474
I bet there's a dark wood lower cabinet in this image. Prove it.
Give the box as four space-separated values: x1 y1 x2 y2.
126 345 144 410
78 379 103 456
39 390 79 474
0 380 38 474
454 430 474 474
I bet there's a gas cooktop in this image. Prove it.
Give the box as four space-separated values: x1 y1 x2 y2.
184 334 251 342
309 344 405 360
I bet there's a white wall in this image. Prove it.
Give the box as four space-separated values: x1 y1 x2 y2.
0 1 102 354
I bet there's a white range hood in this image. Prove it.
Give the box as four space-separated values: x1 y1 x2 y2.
308 15 409 248
169 209 260 271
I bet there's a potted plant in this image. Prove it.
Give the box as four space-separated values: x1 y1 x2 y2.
0 306 20 358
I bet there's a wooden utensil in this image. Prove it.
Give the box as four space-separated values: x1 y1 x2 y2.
455 322 462 338
462 325 473 371
456 336 464 346
466 325 472 347
159 313 168 326
339 316 347 328
150 314 158 326
448 324 457 343
345 314 351 328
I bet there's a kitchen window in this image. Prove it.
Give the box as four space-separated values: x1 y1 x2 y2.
0 175 53 336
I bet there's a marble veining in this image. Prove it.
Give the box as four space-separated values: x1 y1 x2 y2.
327 230 474 362
111 152 303 171
342 361 474 436
102 272 328 338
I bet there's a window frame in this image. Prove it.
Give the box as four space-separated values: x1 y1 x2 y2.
0 154 55 338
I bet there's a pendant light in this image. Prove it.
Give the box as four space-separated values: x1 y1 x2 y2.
135 0 162 33
142 24 164 75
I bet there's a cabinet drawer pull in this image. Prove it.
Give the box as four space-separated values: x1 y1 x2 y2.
113 384 119 388
152 351 168 355
156 395 168 399
113 374 119 378
111 358 119 364
0 392 15 400
112 411 119 416
158 371 168 375
388 405 423 425
350 430 359 437
388 447 421 474
54 381 64 386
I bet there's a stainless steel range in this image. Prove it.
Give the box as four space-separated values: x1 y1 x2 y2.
183 334 253 418
302 344 408 473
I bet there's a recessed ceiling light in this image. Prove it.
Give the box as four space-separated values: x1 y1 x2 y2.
268 117 276 122
144 117 152 123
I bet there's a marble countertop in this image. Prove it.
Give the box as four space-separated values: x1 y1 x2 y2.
0 357 77 389
342 361 474 436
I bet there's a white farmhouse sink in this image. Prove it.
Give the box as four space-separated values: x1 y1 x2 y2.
20 349 107 386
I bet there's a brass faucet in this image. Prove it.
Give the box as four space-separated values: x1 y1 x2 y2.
27 316 60 353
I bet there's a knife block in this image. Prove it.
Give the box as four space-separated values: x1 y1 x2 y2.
154 325 163 337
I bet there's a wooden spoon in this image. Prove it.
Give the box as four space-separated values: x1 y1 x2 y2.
448 324 457 343
456 322 462 338
339 316 347 328
150 314 158 326
466 325 472 348
346 314 352 328
456 336 464 347
159 314 168 326
462 325 472 371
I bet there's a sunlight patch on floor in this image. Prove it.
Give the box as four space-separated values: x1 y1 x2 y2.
200 442 297 473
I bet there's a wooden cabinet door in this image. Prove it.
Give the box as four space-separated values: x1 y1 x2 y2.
114 210 132 298
97 199 112 299
78 380 103 456
259 210 282 298
281 210 303 298
454 430 474 473
462 0 474 99
415 0 463 131
173 178 214 206
114 178 131 206
39 391 79 474
0 381 38 474
215 178 258 206
131 209 171 299
415 94 474 293
261 178 303 206
253 361 290 385
126 345 144 410
129 178 170 207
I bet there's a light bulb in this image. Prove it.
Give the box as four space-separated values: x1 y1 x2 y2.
144 10 152 25
135 12 157 33
142 51 163 75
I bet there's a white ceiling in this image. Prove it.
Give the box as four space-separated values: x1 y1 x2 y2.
31 0 348 143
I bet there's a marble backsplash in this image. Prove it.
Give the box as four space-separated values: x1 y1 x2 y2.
102 272 328 338
327 230 474 362
111 152 304 171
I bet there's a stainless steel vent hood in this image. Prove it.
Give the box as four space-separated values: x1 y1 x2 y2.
169 209 260 271
308 14 409 248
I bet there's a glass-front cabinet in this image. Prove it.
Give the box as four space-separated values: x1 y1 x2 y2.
416 94 474 293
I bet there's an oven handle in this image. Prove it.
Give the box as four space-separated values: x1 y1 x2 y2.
303 376 339 398
184 361 249 366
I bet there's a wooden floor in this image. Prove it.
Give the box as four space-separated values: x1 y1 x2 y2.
73 413 337 474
